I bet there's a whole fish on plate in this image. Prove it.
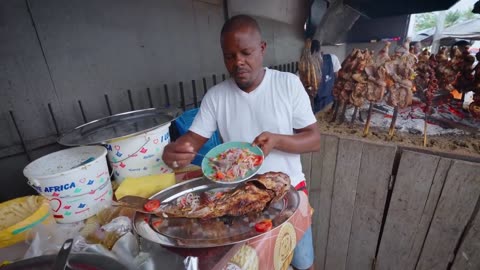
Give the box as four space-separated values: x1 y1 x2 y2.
160 172 290 219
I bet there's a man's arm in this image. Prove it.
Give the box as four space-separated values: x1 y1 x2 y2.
162 88 218 168
277 123 321 153
253 123 320 155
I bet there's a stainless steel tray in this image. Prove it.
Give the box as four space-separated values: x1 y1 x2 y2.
58 108 181 146
133 177 299 248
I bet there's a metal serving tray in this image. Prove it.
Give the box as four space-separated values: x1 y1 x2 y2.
133 177 299 248
57 108 180 146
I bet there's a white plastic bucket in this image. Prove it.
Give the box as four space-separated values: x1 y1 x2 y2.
105 123 173 183
23 146 112 223
43 180 113 223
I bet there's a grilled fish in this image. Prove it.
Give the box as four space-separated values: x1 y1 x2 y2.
160 172 290 219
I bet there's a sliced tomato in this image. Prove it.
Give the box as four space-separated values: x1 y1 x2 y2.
152 219 163 227
143 199 161 212
215 192 224 199
253 155 263 166
255 219 273 233
215 171 226 180
226 169 235 178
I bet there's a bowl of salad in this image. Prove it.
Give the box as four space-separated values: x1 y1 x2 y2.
201 141 264 184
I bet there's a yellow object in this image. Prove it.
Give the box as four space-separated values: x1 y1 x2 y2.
115 173 176 199
229 244 259 270
0 196 55 248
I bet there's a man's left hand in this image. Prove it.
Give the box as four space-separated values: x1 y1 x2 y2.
252 132 279 156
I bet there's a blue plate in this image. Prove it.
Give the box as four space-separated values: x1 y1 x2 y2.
201 141 264 184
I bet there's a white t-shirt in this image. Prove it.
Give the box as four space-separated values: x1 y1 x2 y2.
190 68 317 186
330 54 341 73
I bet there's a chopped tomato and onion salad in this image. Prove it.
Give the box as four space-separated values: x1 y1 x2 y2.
210 148 263 182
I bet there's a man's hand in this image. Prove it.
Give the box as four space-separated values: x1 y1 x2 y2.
253 132 279 156
162 141 196 169
252 123 320 155
162 131 208 169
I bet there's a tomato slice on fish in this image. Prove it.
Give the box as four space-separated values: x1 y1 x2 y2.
143 199 161 212
255 219 273 233
215 192 224 199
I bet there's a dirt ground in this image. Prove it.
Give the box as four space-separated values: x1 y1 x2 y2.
316 110 480 157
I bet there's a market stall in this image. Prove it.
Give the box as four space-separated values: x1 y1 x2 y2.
0 109 311 270
310 37 480 151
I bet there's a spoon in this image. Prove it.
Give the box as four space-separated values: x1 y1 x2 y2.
193 152 232 169
53 238 73 270
112 196 165 214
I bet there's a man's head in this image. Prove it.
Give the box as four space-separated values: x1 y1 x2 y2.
410 41 422 55
220 15 266 92
450 40 471 56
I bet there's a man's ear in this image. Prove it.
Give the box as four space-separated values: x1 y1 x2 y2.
260 41 267 55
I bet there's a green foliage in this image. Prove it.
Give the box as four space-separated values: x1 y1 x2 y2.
415 10 480 32
445 10 461 26
415 13 437 31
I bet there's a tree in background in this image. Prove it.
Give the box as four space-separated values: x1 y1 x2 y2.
415 10 480 31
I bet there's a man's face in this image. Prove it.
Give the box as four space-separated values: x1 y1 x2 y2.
414 43 422 54
221 28 266 91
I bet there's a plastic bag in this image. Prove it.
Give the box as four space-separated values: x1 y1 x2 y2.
23 222 84 259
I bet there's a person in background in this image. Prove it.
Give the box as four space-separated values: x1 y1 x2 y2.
310 39 341 114
162 15 320 270
410 41 423 56
450 40 471 57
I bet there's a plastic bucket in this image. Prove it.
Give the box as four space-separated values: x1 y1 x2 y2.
42 180 112 223
105 123 173 183
23 146 112 223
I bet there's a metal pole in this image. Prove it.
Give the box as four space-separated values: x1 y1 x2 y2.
431 11 446 54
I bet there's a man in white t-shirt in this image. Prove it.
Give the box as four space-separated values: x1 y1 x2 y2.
162 15 320 270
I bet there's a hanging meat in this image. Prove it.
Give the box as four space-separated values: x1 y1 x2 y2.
365 42 390 102
470 53 480 119
384 39 416 139
454 46 476 96
298 39 322 99
435 46 458 92
331 48 361 122
346 49 372 125
342 50 367 122
385 58 415 109
350 50 371 106
362 42 391 136
414 49 435 101
419 54 439 146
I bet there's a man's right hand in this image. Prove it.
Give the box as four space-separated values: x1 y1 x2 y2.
162 131 209 169
162 141 196 169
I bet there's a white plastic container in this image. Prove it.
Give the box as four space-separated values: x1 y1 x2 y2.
105 123 173 183
42 180 113 224
23 146 112 223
